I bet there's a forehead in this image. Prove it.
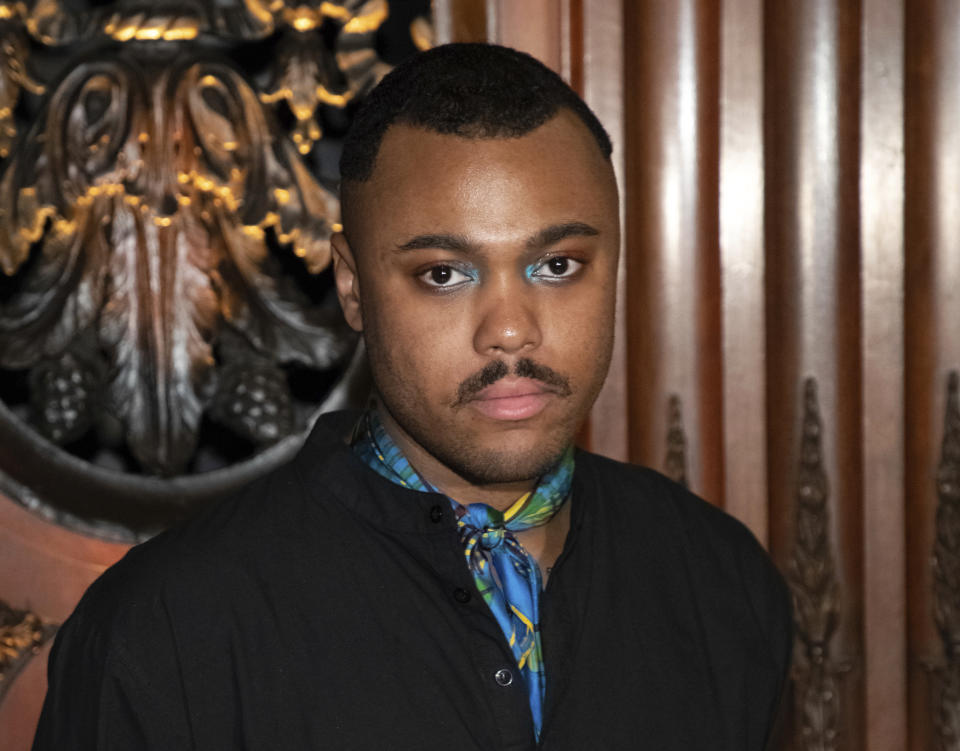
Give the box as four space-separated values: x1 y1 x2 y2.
346 111 618 248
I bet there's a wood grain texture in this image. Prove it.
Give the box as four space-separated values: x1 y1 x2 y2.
764 1 865 748
623 0 723 504
905 3 960 749
581 0 627 462
489 0 562 73
432 0 487 44
719 0 767 542
860 0 907 748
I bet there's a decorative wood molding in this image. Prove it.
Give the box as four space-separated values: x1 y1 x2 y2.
0 0 429 534
929 371 960 751
0 598 57 706
788 378 850 751
664 393 688 487
0 49 354 474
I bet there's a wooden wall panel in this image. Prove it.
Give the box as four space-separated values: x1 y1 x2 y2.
905 3 960 751
860 1 906 749
623 0 723 502
2 1 951 748
580 0 628 463
0 493 128 750
765 2 865 748
719 0 767 543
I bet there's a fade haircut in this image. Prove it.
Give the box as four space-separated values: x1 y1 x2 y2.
338 42 613 191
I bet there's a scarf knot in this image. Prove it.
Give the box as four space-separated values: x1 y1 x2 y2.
462 503 507 550
352 409 574 741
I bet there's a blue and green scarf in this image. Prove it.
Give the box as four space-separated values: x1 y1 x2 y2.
352 409 573 739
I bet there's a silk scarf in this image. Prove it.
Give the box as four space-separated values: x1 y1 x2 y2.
352 409 573 738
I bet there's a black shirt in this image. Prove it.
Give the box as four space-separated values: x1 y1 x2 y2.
33 411 792 750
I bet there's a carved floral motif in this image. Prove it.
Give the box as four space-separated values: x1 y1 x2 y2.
259 0 391 155
0 54 354 475
788 378 850 751
0 0 428 532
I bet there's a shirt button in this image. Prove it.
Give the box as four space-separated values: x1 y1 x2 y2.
453 587 471 603
494 668 513 687
429 505 444 523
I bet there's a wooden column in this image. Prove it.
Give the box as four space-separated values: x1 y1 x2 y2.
764 1 865 748
719 0 767 541
623 0 723 502
860 1 907 749
579 0 627 462
905 3 960 750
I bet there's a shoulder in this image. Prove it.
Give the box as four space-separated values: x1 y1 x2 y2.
576 449 792 647
577 449 758 551
63 412 359 637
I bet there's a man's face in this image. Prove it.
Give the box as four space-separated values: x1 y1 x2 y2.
333 109 619 487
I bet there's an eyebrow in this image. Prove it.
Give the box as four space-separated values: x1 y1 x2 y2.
396 233 474 252
525 221 600 251
395 221 600 255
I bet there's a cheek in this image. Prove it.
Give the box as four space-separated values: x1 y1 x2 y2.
545 288 615 377
363 292 472 399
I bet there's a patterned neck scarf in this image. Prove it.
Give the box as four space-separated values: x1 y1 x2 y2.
352 409 574 739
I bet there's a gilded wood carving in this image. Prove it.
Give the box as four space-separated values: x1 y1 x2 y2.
930 371 960 751
788 378 850 751
0 55 354 474
0 598 56 705
0 0 425 534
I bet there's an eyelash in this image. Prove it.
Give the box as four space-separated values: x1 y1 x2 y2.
416 255 585 291
526 256 584 281
417 264 477 290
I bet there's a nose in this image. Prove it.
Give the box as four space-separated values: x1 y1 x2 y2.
472 281 542 356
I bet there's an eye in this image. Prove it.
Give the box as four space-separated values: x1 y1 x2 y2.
529 256 583 280
419 264 476 288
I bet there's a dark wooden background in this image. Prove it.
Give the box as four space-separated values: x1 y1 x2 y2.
1 1 952 749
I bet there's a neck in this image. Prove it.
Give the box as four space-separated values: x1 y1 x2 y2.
376 406 537 512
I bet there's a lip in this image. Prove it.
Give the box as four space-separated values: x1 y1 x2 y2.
468 378 556 421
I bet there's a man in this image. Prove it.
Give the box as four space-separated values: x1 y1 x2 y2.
34 43 791 750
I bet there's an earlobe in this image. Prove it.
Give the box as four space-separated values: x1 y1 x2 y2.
331 232 363 332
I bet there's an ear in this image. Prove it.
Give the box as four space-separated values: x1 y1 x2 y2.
331 232 363 332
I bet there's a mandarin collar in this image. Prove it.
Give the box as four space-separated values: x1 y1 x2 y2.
294 410 589 541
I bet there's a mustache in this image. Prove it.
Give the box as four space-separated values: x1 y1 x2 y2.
454 358 573 406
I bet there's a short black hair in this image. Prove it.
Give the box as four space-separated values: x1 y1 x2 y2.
339 42 612 185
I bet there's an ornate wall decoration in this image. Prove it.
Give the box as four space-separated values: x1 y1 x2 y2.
0 22 43 159
254 0 392 155
0 598 57 705
929 371 960 751
788 378 850 751
664 394 688 487
0 0 427 536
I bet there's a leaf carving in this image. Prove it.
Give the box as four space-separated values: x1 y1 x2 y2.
1 49 355 476
217 215 352 370
99 201 218 475
0 209 108 367
0 61 134 366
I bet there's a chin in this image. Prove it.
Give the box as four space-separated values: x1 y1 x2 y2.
427 428 571 486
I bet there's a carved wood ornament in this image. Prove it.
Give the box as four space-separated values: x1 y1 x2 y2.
664 393 688 488
0 598 56 704
930 371 960 751
788 378 850 751
0 0 414 534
